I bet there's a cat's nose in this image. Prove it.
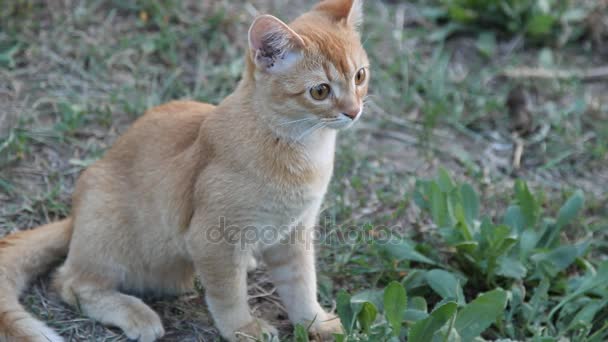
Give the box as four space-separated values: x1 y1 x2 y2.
342 107 361 120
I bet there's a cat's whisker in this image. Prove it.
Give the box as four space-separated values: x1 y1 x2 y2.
294 124 318 143
275 117 317 127
295 122 325 143
320 118 338 123
304 123 327 141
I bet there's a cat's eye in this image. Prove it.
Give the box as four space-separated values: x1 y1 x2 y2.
355 68 366 85
310 84 331 101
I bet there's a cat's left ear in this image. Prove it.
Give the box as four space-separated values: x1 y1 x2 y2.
315 0 364 30
248 15 305 73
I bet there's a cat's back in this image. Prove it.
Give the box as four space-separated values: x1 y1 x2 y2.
74 100 215 199
113 100 215 161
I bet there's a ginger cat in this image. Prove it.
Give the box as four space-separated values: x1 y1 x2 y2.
0 0 369 341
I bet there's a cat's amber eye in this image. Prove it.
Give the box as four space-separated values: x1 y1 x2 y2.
355 68 366 85
310 84 331 101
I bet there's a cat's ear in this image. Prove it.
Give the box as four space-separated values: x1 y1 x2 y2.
248 15 305 73
314 0 364 30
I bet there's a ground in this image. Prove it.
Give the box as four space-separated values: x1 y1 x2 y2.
0 0 607 341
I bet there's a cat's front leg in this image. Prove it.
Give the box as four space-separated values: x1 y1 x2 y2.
262 222 343 340
186 219 277 342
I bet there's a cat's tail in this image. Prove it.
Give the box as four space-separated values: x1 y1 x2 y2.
0 218 73 342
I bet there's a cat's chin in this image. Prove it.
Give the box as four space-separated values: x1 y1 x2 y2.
325 118 358 130
328 123 354 130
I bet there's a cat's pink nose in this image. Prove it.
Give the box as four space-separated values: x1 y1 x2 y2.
342 107 360 120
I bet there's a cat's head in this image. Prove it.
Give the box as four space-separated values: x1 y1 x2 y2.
246 0 369 137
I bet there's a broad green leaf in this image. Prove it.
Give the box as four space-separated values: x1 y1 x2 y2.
455 289 508 341
496 256 527 279
402 270 428 292
475 32 496 57
556 190 584 229
384 281 407 337
481 223 516 258
507 282 525 323
537 220 557 248
409 302 458 342
454 203 473 241
430 182 451 228
334 335 346 342
293 324 309 342
425 269 465 306
0 42 20 69
382 239 437 265
439 226 466 246
531 243 588 277
478 217 494 252
491 228 518 257
454 241 478 254
503 205 525 233
567 300 607 332
432 321 461 342
437 168 454 193
532 337 557 342
410 296 428 312
357 302 377 334
518 229 539 259
447 4 477 22
527 14 556 36
460 183 479 226
514 180 539 228
406 297 431 323
403 309 429 323
336 291 354 333
352 289 384 311
557 297 589 327
549 261 608 319
413 180 432 210
528 278 550 321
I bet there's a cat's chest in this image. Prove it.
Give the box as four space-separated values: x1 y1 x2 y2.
253 186 321 228
222 166 331 232
251 168 331 220
199 132 335 232
202 162 330 219
247 133 335 216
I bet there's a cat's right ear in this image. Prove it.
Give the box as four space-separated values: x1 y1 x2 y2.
248 15 305 73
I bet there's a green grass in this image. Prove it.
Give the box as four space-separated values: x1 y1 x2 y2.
1 0 607 341
318 170 608 341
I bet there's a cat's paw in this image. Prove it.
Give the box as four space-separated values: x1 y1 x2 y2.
120 307 165 342
308 313 343 341
234 318 278 341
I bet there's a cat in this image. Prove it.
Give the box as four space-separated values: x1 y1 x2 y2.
0 0 369 341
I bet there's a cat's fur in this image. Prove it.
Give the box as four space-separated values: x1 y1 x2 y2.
0 1 369 341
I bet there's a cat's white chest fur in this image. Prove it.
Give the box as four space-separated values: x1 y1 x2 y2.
253 135 336 248
304 130 336 174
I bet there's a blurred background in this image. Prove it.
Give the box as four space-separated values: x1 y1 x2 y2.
0 0 607 341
